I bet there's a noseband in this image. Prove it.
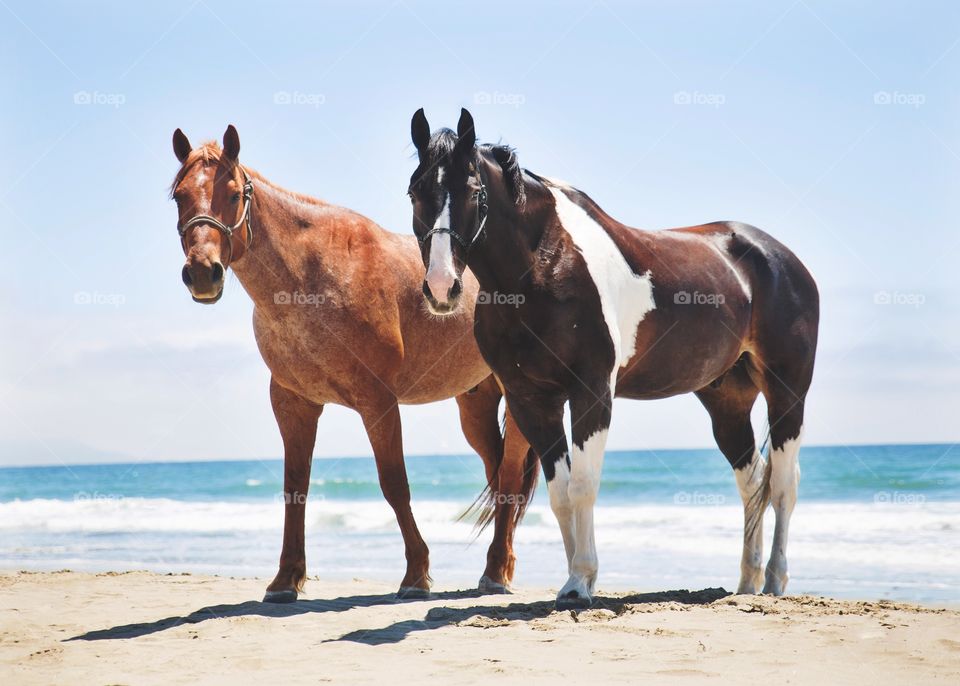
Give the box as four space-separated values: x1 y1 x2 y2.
419 171 488 252
178 167 254 264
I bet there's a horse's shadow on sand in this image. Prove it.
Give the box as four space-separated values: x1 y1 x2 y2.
67 587 730 645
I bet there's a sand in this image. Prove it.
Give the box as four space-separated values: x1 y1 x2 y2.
1 571 958 685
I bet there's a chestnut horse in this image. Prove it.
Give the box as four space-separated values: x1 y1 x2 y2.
169 125 536 602
408 109 819 609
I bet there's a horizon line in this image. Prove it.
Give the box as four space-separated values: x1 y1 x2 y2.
0 440 954 470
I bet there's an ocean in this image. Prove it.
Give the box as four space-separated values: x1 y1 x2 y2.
1 444 957 603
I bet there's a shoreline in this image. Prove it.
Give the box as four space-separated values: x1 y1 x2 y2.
3 571 958 684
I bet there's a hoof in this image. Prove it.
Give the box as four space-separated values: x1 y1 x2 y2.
556 591 592 611
396 586 430 600
478 575 511 595
262 589 298 604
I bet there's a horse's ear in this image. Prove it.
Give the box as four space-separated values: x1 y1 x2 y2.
411 108 431 153
455 108 476 154
222 124 241 161
172 128 192 164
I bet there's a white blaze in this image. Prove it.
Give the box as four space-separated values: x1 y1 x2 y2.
425 170 457 303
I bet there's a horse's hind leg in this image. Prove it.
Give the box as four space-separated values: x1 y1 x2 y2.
264 378 323 603
758 360 811 595
695 358 764 594
359 396 431 598
455 376 533 593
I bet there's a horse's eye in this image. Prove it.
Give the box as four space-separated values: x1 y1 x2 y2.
231 192 241 204
407 190 416 203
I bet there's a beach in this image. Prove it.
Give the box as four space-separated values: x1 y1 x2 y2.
2 570 958 685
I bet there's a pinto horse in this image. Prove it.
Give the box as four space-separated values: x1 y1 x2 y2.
408 109 819 609
170 125 536 601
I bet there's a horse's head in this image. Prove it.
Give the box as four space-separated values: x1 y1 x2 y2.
409 108 526 315
408 108 488 315
170 125 253 304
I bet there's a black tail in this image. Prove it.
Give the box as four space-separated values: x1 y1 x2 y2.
459 414 539 535
745 420 772 542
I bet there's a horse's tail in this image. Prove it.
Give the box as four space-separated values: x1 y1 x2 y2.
460 413 540 535
745 420 773 542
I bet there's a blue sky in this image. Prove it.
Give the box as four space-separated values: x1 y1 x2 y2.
1 0 958 465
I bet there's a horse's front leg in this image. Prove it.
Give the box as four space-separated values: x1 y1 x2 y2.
502 388 591 608
559 381 613 609
263 378 323 603
360 397 431 598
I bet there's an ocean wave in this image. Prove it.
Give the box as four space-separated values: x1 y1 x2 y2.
2 496 958 541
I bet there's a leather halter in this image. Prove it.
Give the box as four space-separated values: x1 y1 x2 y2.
419 170 488 252
178 167 254 264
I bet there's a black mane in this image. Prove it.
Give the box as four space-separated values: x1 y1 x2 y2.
480 144 526 209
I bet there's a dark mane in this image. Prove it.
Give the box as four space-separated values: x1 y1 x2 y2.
480 144 526 209
418 130 526 209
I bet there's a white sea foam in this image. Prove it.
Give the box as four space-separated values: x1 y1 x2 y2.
2 498 957 601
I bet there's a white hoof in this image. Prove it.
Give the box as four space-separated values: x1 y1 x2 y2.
737 566 764 594
762 567 789 595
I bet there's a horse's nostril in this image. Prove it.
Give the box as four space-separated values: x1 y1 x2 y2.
422 280 432 299
449 278 462 299
182 265 193 287
211 262 225 285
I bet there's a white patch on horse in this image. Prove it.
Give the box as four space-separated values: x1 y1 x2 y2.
195 169 209 209
548 187 655 389
425 169 456 303
735 449 765 593
546 455 575 571
559 427 608 602
705 234 752 301
764 427 802 595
